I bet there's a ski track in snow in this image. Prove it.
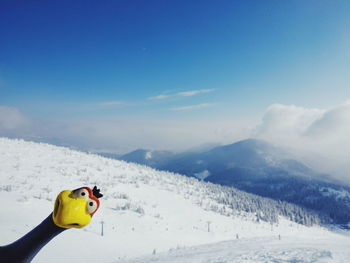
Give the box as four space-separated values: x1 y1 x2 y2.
1 138 350 263
120 237 345 263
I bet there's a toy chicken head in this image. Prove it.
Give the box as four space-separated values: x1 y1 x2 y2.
52 186 103 229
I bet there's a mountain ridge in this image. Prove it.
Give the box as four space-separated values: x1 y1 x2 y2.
115 138 350 225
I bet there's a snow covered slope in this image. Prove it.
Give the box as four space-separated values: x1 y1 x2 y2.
0 138 349 263
123 234 350 263
116 139 350 224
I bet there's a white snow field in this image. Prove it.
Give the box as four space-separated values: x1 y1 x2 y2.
1 137 350 263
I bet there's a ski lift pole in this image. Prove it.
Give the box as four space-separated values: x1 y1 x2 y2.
207 221 211 232
101 220 104 236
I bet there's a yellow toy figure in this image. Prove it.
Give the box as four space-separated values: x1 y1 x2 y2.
0 186 103 263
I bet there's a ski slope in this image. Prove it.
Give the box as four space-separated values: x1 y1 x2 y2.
123 235 350 263
1 138 350 263
121 237 350 263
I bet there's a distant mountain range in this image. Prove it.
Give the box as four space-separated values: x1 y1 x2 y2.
105 139 350 225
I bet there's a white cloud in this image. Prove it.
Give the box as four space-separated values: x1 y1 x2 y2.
253 101 350 182
149 89 214 100
305 101 350 138
148 94 170 100
253 103 325 142
64 118 252 153
95 101 123 106
0 106 31 131
176 89 214 97
171 103 214 111
0 104 253 154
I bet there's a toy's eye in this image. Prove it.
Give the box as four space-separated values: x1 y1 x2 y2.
87 199 98 214
73 188 89 200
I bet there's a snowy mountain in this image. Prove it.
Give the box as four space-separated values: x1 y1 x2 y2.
117 149 175 168
117 139 350 225
113 143 221 170
1 137 349 263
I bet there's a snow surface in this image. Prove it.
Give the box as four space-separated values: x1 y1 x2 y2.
122 235 350 263
145 151 152 160
1 138 350 263
194 170 210 180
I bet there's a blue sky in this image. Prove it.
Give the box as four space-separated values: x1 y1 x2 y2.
1 1 350 152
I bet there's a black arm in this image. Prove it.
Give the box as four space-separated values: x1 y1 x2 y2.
0 213 66 263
